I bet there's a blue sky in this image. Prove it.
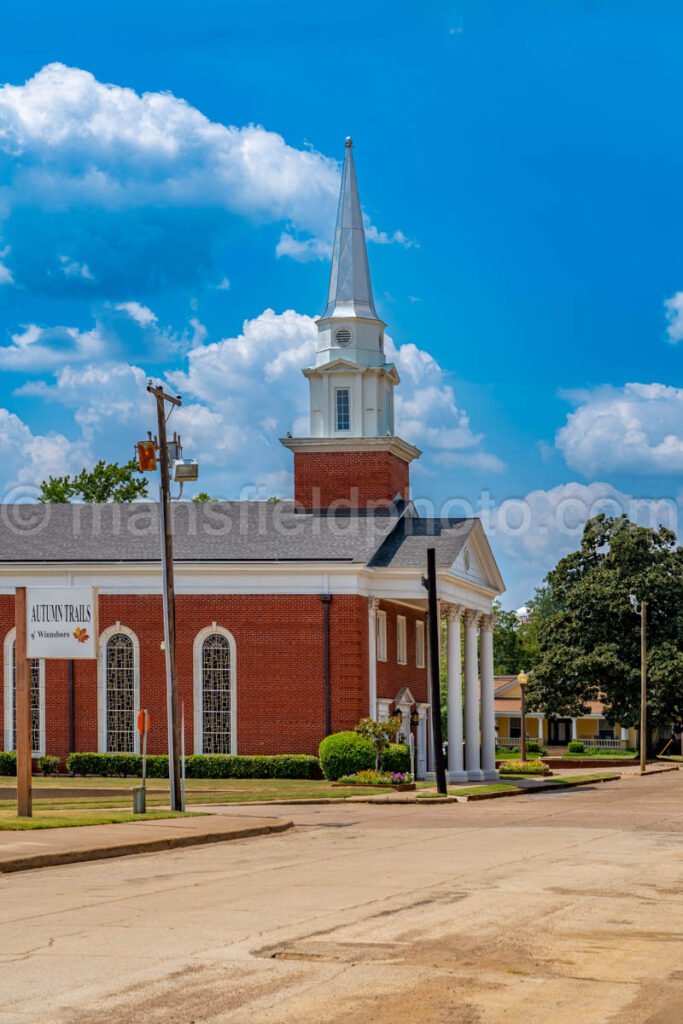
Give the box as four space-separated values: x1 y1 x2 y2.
1 0 683 606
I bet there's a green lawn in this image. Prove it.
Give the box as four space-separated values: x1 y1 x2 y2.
0 776 389 806
0 808 198 830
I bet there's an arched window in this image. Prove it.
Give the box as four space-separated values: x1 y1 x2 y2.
3 629 44 755
98 625 140 753
193 626 236 754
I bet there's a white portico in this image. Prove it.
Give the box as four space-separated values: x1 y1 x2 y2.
366 516 505 783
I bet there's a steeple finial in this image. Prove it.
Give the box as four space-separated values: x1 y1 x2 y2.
322 139 379 321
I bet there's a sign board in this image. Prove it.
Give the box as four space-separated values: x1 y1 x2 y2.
137 709 151 736
26 587 98 659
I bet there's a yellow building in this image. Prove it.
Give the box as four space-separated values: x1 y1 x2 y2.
494 676 637 750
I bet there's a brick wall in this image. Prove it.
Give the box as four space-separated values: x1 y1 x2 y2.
0 592 370 762
293 450 410 510
376 600 428 705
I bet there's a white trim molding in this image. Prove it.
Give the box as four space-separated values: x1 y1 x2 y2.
97 622 140 754
193 623 237 755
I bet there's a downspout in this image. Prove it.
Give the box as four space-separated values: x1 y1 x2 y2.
68 659 75 759
320 594 332 735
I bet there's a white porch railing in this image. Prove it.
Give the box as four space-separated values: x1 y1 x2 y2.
581 737 621 749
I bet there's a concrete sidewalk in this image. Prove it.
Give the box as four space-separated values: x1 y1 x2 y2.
0 813 292 873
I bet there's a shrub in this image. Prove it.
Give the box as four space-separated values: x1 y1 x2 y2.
380 742 411 773
567 741 585 754
0 751 17 776
499 760 550 776
38 754 60 775
183 754 319 780
318 731 375 780
526 742 547 755
65 751 319 779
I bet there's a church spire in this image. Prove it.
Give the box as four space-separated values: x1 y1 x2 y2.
322 138 379 321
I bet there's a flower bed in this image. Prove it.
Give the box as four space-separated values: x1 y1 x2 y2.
499 760 551 776
334 770 415 791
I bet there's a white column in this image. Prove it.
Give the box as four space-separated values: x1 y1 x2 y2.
446 605 467 782
479 615 498 780
368 598 379 718
537 716 545 743
464 610 484 780
571 717 578 741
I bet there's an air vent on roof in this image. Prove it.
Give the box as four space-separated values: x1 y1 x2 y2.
335 327 352 346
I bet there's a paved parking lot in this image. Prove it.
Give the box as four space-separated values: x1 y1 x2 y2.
1 771 682 1023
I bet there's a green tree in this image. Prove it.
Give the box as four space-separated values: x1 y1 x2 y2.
527 514 683 736
355 716 402 770
192 492 216 503
39 459 148 503
492 601 541 675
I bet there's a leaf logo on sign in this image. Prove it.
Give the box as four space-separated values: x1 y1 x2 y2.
73 627 90 644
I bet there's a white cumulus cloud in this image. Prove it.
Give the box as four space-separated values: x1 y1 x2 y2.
555 383 683 475
664 291 683 342
0 63 410 289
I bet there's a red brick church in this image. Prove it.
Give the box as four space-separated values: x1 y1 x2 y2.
0 140 505 781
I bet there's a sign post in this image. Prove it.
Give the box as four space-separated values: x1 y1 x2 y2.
134 709 151 814
16 586 98 818
15 588 32 818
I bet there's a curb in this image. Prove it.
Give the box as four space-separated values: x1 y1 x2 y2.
0 819 293 874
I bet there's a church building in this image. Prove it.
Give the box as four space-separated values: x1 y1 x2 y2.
0 140 505 782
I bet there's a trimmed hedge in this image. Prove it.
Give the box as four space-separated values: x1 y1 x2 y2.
567 741 585 754
65 751 320 780
318 731 375 780
0 751 17 776
380 742 411 773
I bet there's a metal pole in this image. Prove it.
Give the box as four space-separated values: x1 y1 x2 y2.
426 548 448 795
181 700 186 808
321 594 332 736
520 684 527 763
149 384 183 812
15 587 32 817
640 600 647 775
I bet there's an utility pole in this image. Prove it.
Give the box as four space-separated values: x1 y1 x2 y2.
640 600 648 776
424 548 448 795
147 383 183 812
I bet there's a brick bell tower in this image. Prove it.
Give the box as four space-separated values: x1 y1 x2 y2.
281 138 421 511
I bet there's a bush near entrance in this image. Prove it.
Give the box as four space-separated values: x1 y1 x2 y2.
568 741 585 754
65 752 320 779
380 743 411 773
319 731 375 780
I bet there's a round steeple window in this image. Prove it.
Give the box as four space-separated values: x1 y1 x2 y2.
335 327 352 346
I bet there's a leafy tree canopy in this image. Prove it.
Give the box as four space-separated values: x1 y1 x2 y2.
493 601 541 675
527 514 683 730
39 459 149 503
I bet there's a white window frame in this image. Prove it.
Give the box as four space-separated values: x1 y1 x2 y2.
415 620 425 668
3 628 45 756
193 624 237 755
98 623 140 754
376 610 387 663
397 615 407 665
335 387 351 432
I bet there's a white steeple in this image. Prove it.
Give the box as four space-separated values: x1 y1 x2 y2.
304 138 399 439
322 137 379 322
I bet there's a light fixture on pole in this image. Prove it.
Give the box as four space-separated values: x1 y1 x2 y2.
517 670 529 763
630 594 648 775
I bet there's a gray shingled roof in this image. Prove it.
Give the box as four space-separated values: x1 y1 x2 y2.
367 516 476 568
0 502 479 570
